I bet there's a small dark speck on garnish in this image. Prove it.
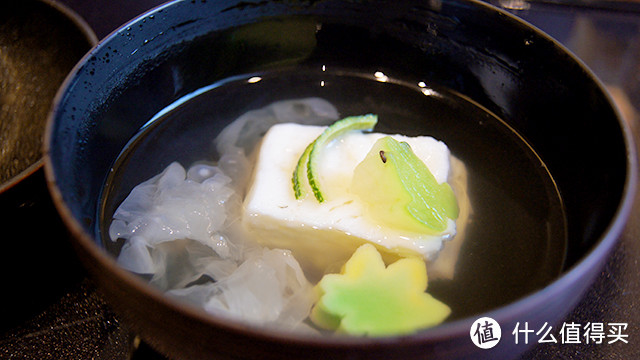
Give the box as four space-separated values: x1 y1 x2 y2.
379 150 387 163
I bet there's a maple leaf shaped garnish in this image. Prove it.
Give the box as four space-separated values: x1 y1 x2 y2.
310 244 451 336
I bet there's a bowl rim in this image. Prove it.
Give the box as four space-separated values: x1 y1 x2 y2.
42 0 638 349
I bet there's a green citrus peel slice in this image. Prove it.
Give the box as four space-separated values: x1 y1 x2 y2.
351 136 459 233
292 114 378 202
292 142 314 199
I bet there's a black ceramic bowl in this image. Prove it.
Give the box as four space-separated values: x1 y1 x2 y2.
0 0 96 192
44 0 636 359
0 0 96 331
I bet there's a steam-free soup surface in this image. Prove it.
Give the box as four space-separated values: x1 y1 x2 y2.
100 68 567 331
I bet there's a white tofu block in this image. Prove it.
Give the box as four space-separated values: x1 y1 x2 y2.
242 123 457 280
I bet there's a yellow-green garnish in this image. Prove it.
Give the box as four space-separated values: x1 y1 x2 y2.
292 114 378 202
310 244 451 336
352 136 459 233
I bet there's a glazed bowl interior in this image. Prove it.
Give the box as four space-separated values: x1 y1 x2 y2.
45 0 635 359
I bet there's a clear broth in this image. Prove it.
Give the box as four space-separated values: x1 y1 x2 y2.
100 68 567 322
